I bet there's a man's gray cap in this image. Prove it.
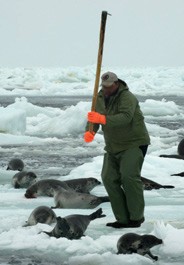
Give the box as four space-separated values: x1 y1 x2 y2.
101 72 118 87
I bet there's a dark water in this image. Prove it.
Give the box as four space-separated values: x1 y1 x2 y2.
0 95 91 108
0 94 184 108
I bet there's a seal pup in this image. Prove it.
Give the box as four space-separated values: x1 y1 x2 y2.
171 171 184 177
43 208 105 239
160 139 184 160
141 176 174 190
117 233 163 261
25 179 70 198
12 171 37 188
7 158 24 171
23 206 56 227
63 177 101 193
52 187 110 209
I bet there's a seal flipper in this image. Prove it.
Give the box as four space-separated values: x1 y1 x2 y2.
171 172 184 177
99 196 110 203
146 250 158 261
51 206 57 209
51 201 63 209
160 154 184 160
14 183 20 189
89 208 106 220
162 185 175 189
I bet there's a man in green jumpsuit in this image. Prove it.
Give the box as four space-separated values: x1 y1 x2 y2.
84 71 150 228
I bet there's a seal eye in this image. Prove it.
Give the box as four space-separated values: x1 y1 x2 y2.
102 74 109 81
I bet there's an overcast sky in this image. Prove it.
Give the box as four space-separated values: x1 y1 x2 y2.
0 0 184 68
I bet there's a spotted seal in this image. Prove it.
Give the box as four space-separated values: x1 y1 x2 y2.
52 187 110 209
24 179 70 198
63 177 101 193
141 176 174 190
43 208 105 239
23 206 56 227
117 232 163 261
24 178 101 198
12 171 37 188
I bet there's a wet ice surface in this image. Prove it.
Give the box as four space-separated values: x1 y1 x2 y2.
0 254 56 265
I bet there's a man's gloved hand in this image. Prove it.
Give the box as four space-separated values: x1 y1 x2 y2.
84 131 95 143
87 111 106 124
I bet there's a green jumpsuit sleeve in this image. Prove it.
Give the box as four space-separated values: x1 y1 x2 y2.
105 92 137 128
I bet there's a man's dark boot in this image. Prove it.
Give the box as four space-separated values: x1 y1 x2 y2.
106 221 128 228
106 217 145 228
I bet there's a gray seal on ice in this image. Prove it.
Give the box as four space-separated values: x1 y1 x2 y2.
141 176 174 190
12 171 37 188
24 178 101 198
117 232 163 261
7 158 24 171
43 208 105 239
24 179 70 198
52 187 110 209
63 177 101 193
23 206 56 227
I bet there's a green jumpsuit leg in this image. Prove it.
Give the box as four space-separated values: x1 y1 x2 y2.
118 146 145 221
101 147 145 223
101 152 130 223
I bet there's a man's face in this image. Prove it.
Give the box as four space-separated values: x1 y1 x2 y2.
102 82 119 97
